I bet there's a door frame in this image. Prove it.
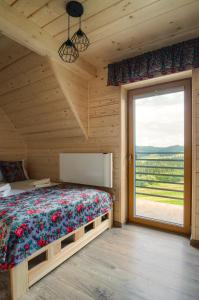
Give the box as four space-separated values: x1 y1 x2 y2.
128 79 192 234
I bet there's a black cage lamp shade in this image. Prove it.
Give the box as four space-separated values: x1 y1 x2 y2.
58 38 79 63
58 5 79 64
58 1 89 63
71 18 90 52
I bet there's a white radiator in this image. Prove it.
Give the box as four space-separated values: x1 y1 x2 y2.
59 153 113 188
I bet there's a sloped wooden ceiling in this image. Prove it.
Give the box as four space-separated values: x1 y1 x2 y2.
0 35 88 142
0 1 96 79
1 0 199 69
0 107 26 160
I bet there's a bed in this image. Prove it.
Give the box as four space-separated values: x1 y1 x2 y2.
0 181 113 300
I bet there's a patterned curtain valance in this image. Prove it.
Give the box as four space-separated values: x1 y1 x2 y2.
107 37 199 86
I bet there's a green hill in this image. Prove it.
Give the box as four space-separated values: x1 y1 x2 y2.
136 145 184 153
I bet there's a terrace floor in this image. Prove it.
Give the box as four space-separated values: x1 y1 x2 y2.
136 199 183 225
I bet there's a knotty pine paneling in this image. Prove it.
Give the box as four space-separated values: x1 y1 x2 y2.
50 60 89 138
0 108 26 160
0 36 122 222
27 72 122 223
0 34 30 71
0 34 198 228
0 38 85 143
192 69 199 241
4 0 199 69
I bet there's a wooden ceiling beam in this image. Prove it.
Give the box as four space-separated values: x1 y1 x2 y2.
0 1 96 79
50 59 89 139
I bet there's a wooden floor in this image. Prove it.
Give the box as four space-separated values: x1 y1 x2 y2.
1 225 199 300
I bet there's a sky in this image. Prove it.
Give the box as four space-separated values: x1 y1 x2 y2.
135 91 184 147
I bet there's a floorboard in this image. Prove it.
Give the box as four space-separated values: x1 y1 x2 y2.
1 225 199 300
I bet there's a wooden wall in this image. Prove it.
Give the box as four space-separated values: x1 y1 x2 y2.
0 35 122 223
0 35 199 230
27 71 122 223
0 35 27 160
0 107 26 160
50 60 89 138
192 69 199 241
0 54 85 142
0 36 121 222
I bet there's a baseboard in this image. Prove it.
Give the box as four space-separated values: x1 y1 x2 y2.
190 239 199 248
113 221 123 228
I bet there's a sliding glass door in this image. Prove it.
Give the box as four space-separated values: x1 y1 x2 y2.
128 80 191 233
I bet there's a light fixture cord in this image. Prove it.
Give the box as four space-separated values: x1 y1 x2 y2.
79 16 81 30
68 13 70 38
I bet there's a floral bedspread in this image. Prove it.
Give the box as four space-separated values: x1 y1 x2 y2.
0 184 112 271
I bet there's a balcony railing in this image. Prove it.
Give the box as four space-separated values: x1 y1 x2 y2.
135 152 184 204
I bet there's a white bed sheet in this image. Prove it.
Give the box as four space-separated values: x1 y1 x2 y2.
4 180 58 196
9 180 36 195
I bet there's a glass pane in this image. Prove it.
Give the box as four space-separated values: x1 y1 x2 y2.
134 88 184 225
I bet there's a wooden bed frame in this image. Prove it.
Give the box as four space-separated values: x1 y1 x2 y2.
9 209 113 300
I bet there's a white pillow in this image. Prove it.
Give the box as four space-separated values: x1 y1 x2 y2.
22 160 29 180
0 183 11 197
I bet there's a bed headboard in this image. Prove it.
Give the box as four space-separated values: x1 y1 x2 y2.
59 153 113 188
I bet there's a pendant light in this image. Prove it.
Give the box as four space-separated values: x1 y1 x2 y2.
58 1 89 63
58 12 79 63
71 16 90 52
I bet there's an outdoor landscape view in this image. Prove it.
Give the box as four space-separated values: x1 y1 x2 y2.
135 90 184 224
135 146 184 204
